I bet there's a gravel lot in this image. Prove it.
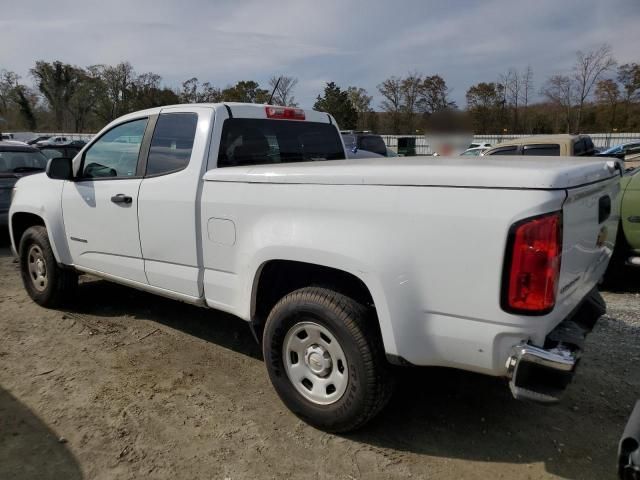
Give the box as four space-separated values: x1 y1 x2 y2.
0 231 638 480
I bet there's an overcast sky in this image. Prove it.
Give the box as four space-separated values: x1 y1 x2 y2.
1 0 639 108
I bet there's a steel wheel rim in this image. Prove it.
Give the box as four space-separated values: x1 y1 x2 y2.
27 245 48 292
282 321 349 405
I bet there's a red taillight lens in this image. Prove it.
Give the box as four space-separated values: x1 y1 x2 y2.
265 106 305 120
503 212 562 314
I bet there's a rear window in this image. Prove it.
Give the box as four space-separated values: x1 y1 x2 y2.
357 135 387 156
217 119 345 168
523 144 561 156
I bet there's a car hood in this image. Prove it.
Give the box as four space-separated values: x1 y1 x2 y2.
203 156 620 190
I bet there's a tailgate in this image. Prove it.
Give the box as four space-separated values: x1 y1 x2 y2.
558 175 621 303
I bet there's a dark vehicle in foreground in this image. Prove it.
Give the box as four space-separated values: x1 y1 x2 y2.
0 142 48 227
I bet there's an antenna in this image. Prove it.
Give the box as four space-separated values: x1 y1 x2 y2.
268 76 282 105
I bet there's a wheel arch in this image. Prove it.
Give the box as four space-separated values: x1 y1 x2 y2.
10 212 46 254
249 258 396 356
10 210 70 265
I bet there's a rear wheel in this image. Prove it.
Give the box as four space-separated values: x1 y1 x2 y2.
601 226 630 289
19 226 77 307
263 287 393 432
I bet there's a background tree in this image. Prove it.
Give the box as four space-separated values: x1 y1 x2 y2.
346 86 372 130
313 82 357 129
573 44 616 131
91 62 136 123
13 85 37 130
400 72 422 133
268 75 298 106
617 63 640 129
541 74 574 132
0 70 20 116
417 74 455 115
30 60 83 130
521 66 534 133
465 82 505 134
180 77 221 103
221 80 269 103
377 76 403 133
595 78 620 132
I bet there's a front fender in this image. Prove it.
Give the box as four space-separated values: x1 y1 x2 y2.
9 174 71 265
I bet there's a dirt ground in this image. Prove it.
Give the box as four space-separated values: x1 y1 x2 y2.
0 231 639 480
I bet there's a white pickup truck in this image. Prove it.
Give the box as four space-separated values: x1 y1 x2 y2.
9 103 621 432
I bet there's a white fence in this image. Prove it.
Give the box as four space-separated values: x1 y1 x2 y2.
381 133 640 155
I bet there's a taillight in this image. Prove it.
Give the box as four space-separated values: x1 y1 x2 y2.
265 106 305 120
502 212 562 314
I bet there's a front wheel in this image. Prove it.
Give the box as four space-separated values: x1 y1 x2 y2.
263 287 393 432
19 226 77 307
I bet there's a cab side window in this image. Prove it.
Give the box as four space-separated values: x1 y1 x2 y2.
523 144 561 156
487 146 518 155
81 118 148 178
145 113 198 176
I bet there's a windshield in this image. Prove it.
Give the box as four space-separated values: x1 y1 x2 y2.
0 150 48 173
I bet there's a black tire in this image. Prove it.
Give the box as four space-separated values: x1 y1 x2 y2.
601 227 629 289
19 225 77 307
263 287 393 432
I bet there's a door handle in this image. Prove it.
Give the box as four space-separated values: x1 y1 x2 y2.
111 194 132 205
629 216 640 223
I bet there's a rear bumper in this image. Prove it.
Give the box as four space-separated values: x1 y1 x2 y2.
506 289 605 403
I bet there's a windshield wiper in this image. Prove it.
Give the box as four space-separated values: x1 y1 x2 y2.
12 166 45 173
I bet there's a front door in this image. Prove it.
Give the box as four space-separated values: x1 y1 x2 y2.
62 117 150 284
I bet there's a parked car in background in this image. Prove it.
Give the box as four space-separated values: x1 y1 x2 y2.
341 131 391 158
0 142 48 228
601 141 640 161
37 144 83 160
27 136 51 145
483 134 596 157
9 102 621 432
460 146 489 156
604 167 640 281
36 136 69 146
600 142 640 172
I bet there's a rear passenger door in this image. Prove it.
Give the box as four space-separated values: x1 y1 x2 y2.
138 107 213 299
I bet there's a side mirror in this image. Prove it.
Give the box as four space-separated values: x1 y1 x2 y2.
46 157 74 180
